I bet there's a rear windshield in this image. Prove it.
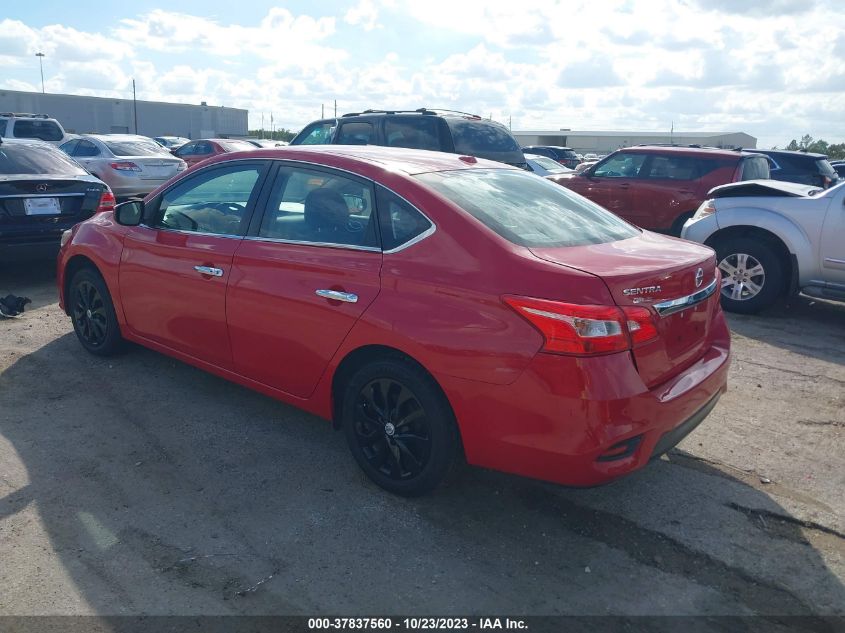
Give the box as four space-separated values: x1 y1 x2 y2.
12 119 63 142
0 143 87 175
417 169 639 247
446 119 521 154
105 140 167 156
531 156 567 171
219 140 257 152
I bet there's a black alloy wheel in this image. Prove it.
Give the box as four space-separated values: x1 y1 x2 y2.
342 359 459 496
354 378 432 481
69 268 123 356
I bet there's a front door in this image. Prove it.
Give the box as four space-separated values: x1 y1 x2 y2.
820 189 845 285
227 164 382 398
119 161 268 368
587 152 647 221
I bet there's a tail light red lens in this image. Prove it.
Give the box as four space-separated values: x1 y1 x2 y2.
622 306 659 345
505 297 659 355
97 189 116 213
109 161 141 172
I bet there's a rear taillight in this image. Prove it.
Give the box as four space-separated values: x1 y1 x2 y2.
504 297 658 356
97 189 116 213
109 161 141 172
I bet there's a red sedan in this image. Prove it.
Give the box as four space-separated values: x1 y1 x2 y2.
171 138 257 167
57 146 730 495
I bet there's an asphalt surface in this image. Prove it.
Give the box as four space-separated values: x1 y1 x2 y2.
0 259 843 626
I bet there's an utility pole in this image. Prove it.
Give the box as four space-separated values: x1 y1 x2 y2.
334 100 337 117
132 79 139 134
321 104 324 118
35 52 45 93
260 113 264 139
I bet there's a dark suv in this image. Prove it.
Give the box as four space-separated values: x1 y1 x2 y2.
742 149 839 189
290 109 527 168
522 145 580 169
547 145 771 235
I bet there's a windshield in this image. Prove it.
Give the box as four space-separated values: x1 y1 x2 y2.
105 140 168 157
0 143 87 175
531 156 567 171
417 169 639 247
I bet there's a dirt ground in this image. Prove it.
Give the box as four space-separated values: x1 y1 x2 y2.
0 259 843 624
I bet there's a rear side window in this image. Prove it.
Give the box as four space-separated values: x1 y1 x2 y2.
816 159 837 179
13 119 63 142
259 167 378 248
0 143 87 175
336 122 373 146
739 156 770 181
376 186 432 251
446 120 520 153
74 140 100 157
418 169 639 248
644 155 699 180
384 117 443 151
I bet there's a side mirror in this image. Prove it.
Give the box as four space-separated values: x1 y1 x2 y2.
114 200 144 226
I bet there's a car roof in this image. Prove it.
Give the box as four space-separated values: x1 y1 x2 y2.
619 145 754 158
203 144 514 176
0 137 55 147
743 148 828 159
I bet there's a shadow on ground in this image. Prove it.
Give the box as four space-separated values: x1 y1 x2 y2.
0 330 842 631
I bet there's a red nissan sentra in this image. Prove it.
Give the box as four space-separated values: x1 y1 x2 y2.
57 146 730 495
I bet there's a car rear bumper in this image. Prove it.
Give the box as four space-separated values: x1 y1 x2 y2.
442 311 731 487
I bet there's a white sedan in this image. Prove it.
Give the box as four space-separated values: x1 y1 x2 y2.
682 180 845 313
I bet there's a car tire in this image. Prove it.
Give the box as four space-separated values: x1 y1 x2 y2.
714 237 783 314
68 267 124 356
341 358 460 496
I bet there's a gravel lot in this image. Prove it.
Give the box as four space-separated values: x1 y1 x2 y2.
0 259 843 624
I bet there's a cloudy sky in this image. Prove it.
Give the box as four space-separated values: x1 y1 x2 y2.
2 0 843 147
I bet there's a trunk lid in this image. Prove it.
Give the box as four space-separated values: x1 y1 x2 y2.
0 175 105 237
531 231 720 387
125 156 184 181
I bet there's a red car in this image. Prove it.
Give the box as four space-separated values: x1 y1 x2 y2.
547 145 771 235
171 138 257 167
57 146 730 495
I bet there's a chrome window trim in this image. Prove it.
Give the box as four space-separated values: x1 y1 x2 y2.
150 226 246 240
243 235 381 252
652 277 718 317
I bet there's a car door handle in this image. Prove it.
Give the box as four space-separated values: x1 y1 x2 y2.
316 289 358 303
618 183 630 189
194 265 224 277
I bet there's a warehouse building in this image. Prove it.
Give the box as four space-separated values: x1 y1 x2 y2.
0 89 248 139
513 130 757 154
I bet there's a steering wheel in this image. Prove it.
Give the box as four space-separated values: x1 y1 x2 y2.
346 218 364 233
166 210 198 230
209 202 246 215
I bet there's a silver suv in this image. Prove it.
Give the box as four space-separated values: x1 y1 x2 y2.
0 112 70 145
682 179 845 313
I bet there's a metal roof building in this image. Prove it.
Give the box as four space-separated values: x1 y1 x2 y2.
513 130 757 154
0 89 248 140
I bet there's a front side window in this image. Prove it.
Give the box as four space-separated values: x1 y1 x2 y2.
152 164 262 235
376 187 432 251
259 166 377 248
417 169 639 248
195 142 214 155
336 122 373 146
13 119 63 142
593 153 647 178
292 122 335 145
174 143 195 156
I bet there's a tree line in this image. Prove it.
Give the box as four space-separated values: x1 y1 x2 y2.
248 128 296 142
777 135 845 160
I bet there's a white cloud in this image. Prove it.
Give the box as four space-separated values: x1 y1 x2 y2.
344 0 381 30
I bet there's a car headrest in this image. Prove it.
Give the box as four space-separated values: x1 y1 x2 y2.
303 189 349 233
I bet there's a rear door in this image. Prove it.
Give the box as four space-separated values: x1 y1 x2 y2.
631 154 701 231
820 187 845 284
227 162 382 397
119 160 269 368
